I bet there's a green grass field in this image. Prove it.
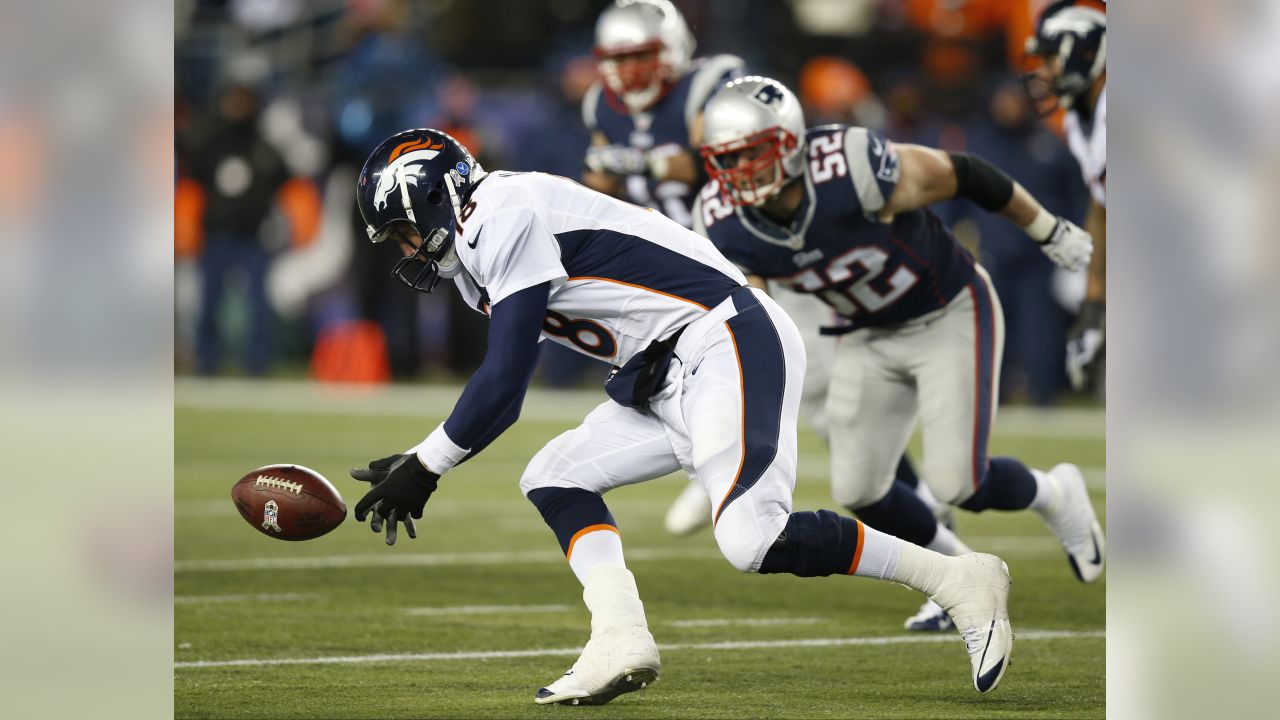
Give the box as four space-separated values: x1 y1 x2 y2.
175 379 1105 719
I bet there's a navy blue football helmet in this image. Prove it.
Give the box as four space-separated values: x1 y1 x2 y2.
356 128 486 292
1021 1 1106 114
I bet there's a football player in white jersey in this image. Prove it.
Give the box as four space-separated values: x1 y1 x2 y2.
349 128 1015 703
1023 0 1106 391
581 0 744 537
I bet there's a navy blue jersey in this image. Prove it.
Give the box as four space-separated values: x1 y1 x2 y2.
583 54 743 228
695 125 975 331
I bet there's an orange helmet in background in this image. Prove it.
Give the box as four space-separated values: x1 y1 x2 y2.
798 56 872 119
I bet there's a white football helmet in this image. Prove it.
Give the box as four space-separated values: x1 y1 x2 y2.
593 0 695 112
700 76 806 206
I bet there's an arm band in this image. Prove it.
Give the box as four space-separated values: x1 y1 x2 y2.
948 151 1015 212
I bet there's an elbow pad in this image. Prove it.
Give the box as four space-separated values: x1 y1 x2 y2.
948 152 1015 212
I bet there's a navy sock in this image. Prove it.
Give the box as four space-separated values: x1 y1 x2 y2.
959 457 1038 512
850 479 938 547
526 487 617 555
896 454 920 490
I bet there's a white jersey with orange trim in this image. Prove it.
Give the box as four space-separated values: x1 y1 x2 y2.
1064 86 1106 206
451 171 748 366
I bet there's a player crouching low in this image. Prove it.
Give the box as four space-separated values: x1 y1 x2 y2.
350 128 1014 703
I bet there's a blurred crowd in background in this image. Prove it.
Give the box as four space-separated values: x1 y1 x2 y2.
175 0 1091 405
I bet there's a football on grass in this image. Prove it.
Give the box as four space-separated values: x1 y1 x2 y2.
231 464 346 541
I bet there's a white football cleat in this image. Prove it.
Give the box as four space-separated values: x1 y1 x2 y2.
1036 463 1106 583
903 598 954 632
663 481 711 536
930 553 1013 693
534 627 660 705
534 566 660 706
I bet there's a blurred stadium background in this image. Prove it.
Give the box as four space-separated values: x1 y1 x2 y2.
22 0 1280 717
175 0 1098 408
172 2 1110 717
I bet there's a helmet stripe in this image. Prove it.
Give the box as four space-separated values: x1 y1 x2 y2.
389 137 444 162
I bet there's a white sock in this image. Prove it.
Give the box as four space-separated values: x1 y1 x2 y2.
888 541 955 597
926 523 973 556
567 525 626 585
849 520 903 580
582 565 649 631
1029 469 1059 511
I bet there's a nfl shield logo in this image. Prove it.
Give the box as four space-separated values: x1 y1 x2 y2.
262 500 282 533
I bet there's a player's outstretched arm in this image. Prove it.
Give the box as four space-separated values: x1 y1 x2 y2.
878 144 958 218
884 145 1092 272
419 281 551 472
349 282 551 545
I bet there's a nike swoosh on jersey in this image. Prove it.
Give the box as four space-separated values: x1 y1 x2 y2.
466 227 483 249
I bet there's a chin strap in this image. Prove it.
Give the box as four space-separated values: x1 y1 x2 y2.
395 164 418 226
443 162 488 224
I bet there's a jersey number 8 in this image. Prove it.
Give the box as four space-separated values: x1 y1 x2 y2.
543 310 618 359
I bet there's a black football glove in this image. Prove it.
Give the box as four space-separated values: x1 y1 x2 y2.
1066 300 1105 393
350 454 439 546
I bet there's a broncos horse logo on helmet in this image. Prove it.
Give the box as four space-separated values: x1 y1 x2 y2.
357 129 487 292
1021 1 1106 114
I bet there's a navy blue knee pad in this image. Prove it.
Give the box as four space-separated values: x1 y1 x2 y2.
526 487 617 555
851 480 938 547
895 454 920 489
757 510 859 577
958 457 1037 512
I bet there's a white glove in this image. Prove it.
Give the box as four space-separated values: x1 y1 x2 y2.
1037 217 1093 271
585 144 648 176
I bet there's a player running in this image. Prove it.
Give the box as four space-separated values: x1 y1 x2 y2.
1022 0 1107 392
583 0 946 549
695 77 1106 587
349 128 1014 704
581 0 741 229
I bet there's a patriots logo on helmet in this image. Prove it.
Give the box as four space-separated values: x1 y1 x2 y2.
751 84 785 108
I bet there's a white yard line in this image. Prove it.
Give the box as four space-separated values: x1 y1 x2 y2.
175 535 1077 573
175 378 1104 439
667 617 824 628
405 604 572 616
174 547 724 572
174 629 1103 669
175 593 313 605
